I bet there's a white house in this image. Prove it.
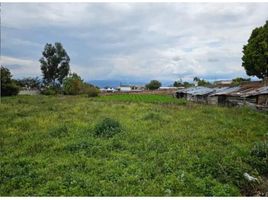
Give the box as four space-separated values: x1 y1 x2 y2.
159 86 182 90
118 85 132 92
100 88 116 93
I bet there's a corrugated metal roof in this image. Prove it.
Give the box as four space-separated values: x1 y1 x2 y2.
176 84 268 99
210 86 241 96
176 87 194 93
189 87 215 95
242 86 268 97
177 86 215 95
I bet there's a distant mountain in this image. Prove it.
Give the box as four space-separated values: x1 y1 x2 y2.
87 80 146 88
87 80 175 88
87 80 121 88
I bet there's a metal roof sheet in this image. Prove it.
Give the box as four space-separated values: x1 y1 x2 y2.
189 87 215 95
177 85 268 97
177 86 215 95
210 86 241 96
242 86 268 97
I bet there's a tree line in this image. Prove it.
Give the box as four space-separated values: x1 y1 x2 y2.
1 42 99 97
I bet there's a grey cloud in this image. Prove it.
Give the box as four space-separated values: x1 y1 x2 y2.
2 3 268 81
208 58 219 62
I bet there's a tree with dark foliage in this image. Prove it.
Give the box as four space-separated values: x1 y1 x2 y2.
231 77 251 86
193 77 211 86
146 80 161 90
17 77 41 89
40 42 70 85
0 66 20 96
173 79 183 87
242 21 268 79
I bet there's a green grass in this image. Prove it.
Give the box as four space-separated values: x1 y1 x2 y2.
0 95 268 196
99 94 187 105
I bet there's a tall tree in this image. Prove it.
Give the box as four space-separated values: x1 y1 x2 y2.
242 21 268 79
0 66 20 96
40 42 70 85
231 77 251 86
17 77 41 89
173 78 183 87
193 77 200 82
146 80 161 90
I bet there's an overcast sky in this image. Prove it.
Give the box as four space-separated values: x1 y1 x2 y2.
1 3 268 82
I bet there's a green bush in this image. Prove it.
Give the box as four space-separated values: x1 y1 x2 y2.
41 84 62 95
251 141 268 158
41 88 57 95
83 84 100 97
145 80 161 90
248 141 268 174
63 73 83 95
1 66 20 96
62 73 99 97
94 118 122 137
1 82 20 96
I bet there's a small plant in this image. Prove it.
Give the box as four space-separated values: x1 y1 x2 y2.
94 118 122 137
248 141 268 174
251 141 268 158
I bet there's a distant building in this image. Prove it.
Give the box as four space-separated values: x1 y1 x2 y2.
159 86 182 90
100 88 117 93
176 86 215 103
207 87 241 105
131 85 145 91
213 80 232 86
176 82 268 111
118 85 132 92
242 86 268 110
19 88 40 95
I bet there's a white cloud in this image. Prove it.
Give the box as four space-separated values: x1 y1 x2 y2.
1 56 41 78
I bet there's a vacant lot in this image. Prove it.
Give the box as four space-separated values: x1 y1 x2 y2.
99 94 186 105
1 95 268 196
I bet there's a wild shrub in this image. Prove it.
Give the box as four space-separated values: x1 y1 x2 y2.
63 73 83 95
1 66 20 96
41 84 62 95
248 141 268 174
82 84 100 97
94 118 122 137
1 83 20 96
62 73 99 97
251 141 268 158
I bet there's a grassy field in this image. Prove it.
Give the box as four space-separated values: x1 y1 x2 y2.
1 94 268 196
99 93 187 105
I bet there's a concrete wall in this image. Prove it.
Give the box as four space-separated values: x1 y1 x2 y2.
19 90 40 95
